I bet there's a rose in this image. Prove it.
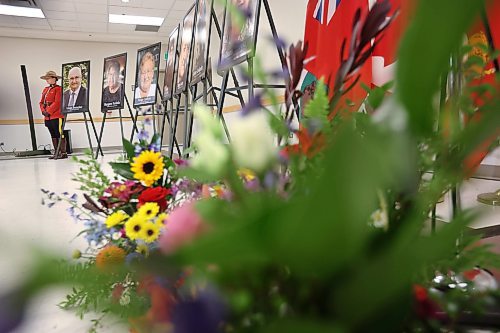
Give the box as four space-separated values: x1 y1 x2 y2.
138 187 171 212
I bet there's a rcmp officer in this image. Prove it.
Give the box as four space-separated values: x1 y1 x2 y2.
40 70 67 159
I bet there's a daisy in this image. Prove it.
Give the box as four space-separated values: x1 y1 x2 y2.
137 202 160 220
124 214 146 240
140 222 161 243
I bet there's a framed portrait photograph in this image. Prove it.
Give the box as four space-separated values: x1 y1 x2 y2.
101 53 127 111
175 5 197 95
163 26 180 101
134 42 161 108
61 60 90 114
190 0 214 85
218 0 261 74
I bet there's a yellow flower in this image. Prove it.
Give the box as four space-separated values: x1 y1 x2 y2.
124 214 146 240
140 222 161 243
238 168 256 181
105 211 129 229
136 243 150 257
155 213 168 227
130 150 164 187
137 202 160 220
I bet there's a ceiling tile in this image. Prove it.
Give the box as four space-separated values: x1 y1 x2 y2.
15 17 51 27
77 13 108 22
76 0 108 4
80 22 108 32
44 10 78 20
0 15 18 24
109 5 168 16
108 0 143 6
39 0 76 12
171 0 194 11
142 0 175 10
107 22 136 32
48 19 80 28
51 26 82 32
75 3 108 14
166 10 187 20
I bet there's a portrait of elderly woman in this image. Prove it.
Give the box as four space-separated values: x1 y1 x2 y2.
218 0 260 73
134 43 161 107
101 53 127 110
175 5 196 95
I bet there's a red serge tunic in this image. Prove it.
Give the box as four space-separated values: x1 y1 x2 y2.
39 84 63 120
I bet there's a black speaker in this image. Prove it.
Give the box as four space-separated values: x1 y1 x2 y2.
63 129 73 154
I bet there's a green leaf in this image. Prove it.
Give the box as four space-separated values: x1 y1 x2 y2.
303 80 328 122
110 162 134 180
122 138 135 161
397 0 483 136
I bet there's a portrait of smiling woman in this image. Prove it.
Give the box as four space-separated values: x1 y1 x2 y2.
134 43 161 107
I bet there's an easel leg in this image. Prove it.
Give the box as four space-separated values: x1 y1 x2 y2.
130 108 139 142
217 73 232 142
160 102 168 148
95 112 107 159
83 112 94 154
124 95 139 141
183 92 189 155
169 97 182 158
87 111 103 156
118 108 125 156
54 115 67 159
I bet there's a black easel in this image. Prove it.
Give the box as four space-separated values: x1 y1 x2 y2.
54 110 103 159
94 94 138 159
214 0 290 142
15 65 51 157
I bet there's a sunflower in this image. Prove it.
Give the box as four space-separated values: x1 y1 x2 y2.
124 214 146 240
137 202 160 220
130 151 164 187
95 245 126 271
140 222 161 243
105 211 129 229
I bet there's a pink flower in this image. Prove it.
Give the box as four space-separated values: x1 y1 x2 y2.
159 202 205 254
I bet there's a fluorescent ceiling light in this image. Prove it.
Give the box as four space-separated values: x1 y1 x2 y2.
0 4 45 18
109 14 164 26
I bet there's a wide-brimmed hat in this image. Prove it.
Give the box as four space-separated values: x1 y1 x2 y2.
40 70 61 80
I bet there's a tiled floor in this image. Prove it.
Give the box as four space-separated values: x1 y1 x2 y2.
0 153 127 333
0 154 498 332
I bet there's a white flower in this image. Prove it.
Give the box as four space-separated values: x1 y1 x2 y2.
370 209 388 230
119 292 131 306
231 111 277 172
191 104 229 177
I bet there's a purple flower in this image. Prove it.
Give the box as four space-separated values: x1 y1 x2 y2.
241 93 263 115
172 289 226 333
137 129 149 141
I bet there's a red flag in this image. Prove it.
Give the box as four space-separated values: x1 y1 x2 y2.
303 0 372 110
371 0 415 87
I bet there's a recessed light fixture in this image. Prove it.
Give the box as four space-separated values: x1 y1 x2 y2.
109 14 164 26
121 0 130 2
0 4 45 18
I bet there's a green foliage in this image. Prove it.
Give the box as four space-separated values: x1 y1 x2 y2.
72 149 110 198
397 0 484 136
303 80 329 124
110 162 134 180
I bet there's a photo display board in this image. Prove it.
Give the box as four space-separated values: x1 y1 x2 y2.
175 5 196 95
218 0 261 73
101 53 127 111
190 0 214 85
134 42 161 107
61 60 90 113
163 26 180 101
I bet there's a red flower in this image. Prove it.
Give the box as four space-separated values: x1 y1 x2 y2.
138 187 172 212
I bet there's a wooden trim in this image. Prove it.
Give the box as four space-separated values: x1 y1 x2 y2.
0 96 286 125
